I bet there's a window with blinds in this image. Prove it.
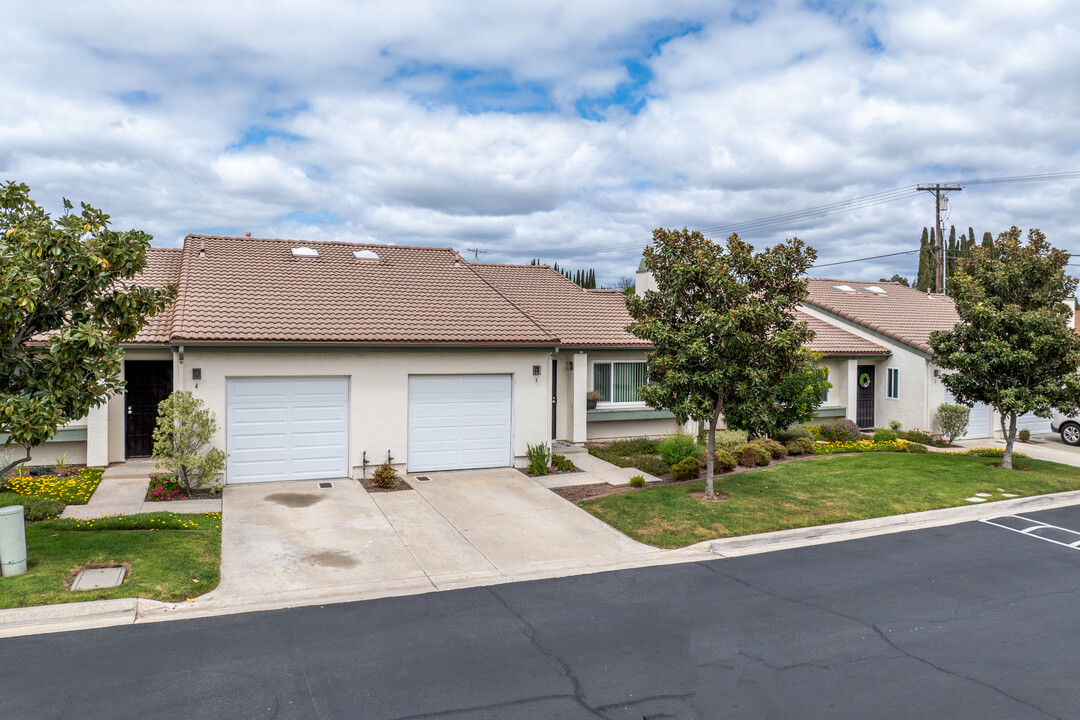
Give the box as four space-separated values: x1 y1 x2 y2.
592 361 647 404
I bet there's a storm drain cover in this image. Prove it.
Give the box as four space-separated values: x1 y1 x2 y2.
415 476 432 483
71 567 126 591
318 482 334 489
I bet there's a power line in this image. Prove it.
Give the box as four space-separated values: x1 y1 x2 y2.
810 249 920 269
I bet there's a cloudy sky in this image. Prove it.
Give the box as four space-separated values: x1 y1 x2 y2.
3 0 1079 285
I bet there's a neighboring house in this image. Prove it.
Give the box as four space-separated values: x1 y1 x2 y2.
635 263 1052 440
17 235 685 482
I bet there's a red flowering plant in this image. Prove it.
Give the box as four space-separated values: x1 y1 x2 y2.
146 473 185 502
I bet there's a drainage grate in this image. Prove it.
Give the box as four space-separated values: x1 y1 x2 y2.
415 476 432 483
317 481 335 489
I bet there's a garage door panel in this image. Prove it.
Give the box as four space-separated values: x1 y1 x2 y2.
408 374 513 472
227 377 349 483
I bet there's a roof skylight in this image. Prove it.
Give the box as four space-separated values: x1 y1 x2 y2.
865 286 888 295
353 250 380 261
291 247 319 257
833 285 855 292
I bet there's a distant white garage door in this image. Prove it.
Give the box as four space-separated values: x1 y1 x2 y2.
226 377 349 483
408 374 513 473
946 390 992 440
1016 412 1052 436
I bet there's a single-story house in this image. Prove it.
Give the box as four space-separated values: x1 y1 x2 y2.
637 265 1053 441
17 235 687 482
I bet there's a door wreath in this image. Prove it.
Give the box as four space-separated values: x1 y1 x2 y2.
859 373 871 388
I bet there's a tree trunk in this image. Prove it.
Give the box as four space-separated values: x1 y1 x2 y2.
1000 411 1017 470
0 445 32 478
704 398 723 501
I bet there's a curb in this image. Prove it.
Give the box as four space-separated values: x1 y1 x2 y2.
6 488 1080 638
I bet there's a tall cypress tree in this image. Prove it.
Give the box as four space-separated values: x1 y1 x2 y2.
982 231 994 248
915 228 932 292
946 225 958 283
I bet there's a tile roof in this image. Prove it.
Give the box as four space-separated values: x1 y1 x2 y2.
167 235 556 344
470 264 649 347
798 311 889 356
130 247 182 344
803 279 960 354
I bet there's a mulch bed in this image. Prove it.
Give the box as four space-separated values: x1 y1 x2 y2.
551 453 813 504
518 467 583 479
145 487 220 502
360 477 414 493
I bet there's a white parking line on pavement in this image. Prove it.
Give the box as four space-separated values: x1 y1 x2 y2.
980 514 1080 551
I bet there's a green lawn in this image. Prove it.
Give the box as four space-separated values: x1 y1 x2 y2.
581 453 1080 548
0 512 221 609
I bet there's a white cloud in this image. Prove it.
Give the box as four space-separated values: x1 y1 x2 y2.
1 0 1078 285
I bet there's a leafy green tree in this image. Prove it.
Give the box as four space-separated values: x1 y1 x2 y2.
627 228 817 499
929 227 1080 469
880 274 910 287
0 182 175 476
152 391 227 496
722 360 830 438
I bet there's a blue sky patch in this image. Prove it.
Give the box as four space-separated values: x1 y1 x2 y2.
229 126 304 150
389 62 557 114
118 90 157 106
280 209 339 224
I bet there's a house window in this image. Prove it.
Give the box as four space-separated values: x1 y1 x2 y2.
592 361 647 404
821 368 830 404
887 367 899 399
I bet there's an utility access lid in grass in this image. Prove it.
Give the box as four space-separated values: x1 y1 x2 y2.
70 566 126 591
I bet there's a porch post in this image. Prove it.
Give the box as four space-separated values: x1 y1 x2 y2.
86 401 110 467
846 359 859 425
571 352 588 444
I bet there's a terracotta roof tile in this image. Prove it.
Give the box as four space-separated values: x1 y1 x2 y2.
798 311 889 356
169 235 556 344
471 264 648 347
803 279 960 354
129 247 182 344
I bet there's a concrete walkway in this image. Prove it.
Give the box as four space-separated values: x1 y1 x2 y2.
538 444 662 488
946 433 1080 468
60 459 222 519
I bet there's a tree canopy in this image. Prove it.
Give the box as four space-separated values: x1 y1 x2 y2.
627 228 818 499
929 227 1080 468
0 182 175 474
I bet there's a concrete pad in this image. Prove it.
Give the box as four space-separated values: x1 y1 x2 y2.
554 450 662 486
407 468 654 570
371 490 496 577
71 566 126 591
213 480 428 603
60 476 149 519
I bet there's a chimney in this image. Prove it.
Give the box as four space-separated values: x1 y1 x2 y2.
245 232 251 238
198 237 206 258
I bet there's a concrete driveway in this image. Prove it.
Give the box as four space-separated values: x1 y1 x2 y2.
210 468 656 606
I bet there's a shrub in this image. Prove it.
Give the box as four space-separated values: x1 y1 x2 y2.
0 492 64 522
775 428 811 442
803 424 822 437
793 437 816 455
606 437 660 455
819 419 860 443
629 475 645 488
734 443 771 467
936 403 971 444
713 450 737 473
146 473 185 502
902 441 929 453
152 391 227 497
526 443 553 475
627 454 670 476
658 434 702 466
51 452 73 477
873 428 898 442
372 461 398 488
1019 428 1031 443
671 456 700 480
551 454 576 472
753 438 787 460
889 419 902 430
713 429 749 452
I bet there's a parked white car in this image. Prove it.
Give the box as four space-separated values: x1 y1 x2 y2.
1052 411 1080 446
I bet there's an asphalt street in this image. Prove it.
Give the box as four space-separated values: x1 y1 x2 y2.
4 506 1080 719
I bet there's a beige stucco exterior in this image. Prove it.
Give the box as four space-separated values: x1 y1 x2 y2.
170 345 554 478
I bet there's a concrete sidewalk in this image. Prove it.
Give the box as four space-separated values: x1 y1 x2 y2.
945 434 1080 467
60 460 222 519
537 444 661 488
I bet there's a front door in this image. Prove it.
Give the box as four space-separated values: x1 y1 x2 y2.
125 360 173 458
856 365 875 429
551 359 558 440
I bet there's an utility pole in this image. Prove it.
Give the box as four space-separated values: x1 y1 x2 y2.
465 248 488 262
916 184 961 293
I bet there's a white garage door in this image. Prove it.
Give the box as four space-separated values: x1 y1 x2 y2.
226 377 349 483
408 374 513 473
946 390 992 440
1016 412 1052 435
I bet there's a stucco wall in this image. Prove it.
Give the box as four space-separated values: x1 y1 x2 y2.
7 439 88 469
176 346 553 477
586 417 683 441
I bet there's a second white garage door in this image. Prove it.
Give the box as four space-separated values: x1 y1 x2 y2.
226 377 349 483
408 374 513 473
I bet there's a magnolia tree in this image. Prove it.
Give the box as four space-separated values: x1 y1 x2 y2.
929 227 1080 469
627 228 818 500
0 182 175 475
